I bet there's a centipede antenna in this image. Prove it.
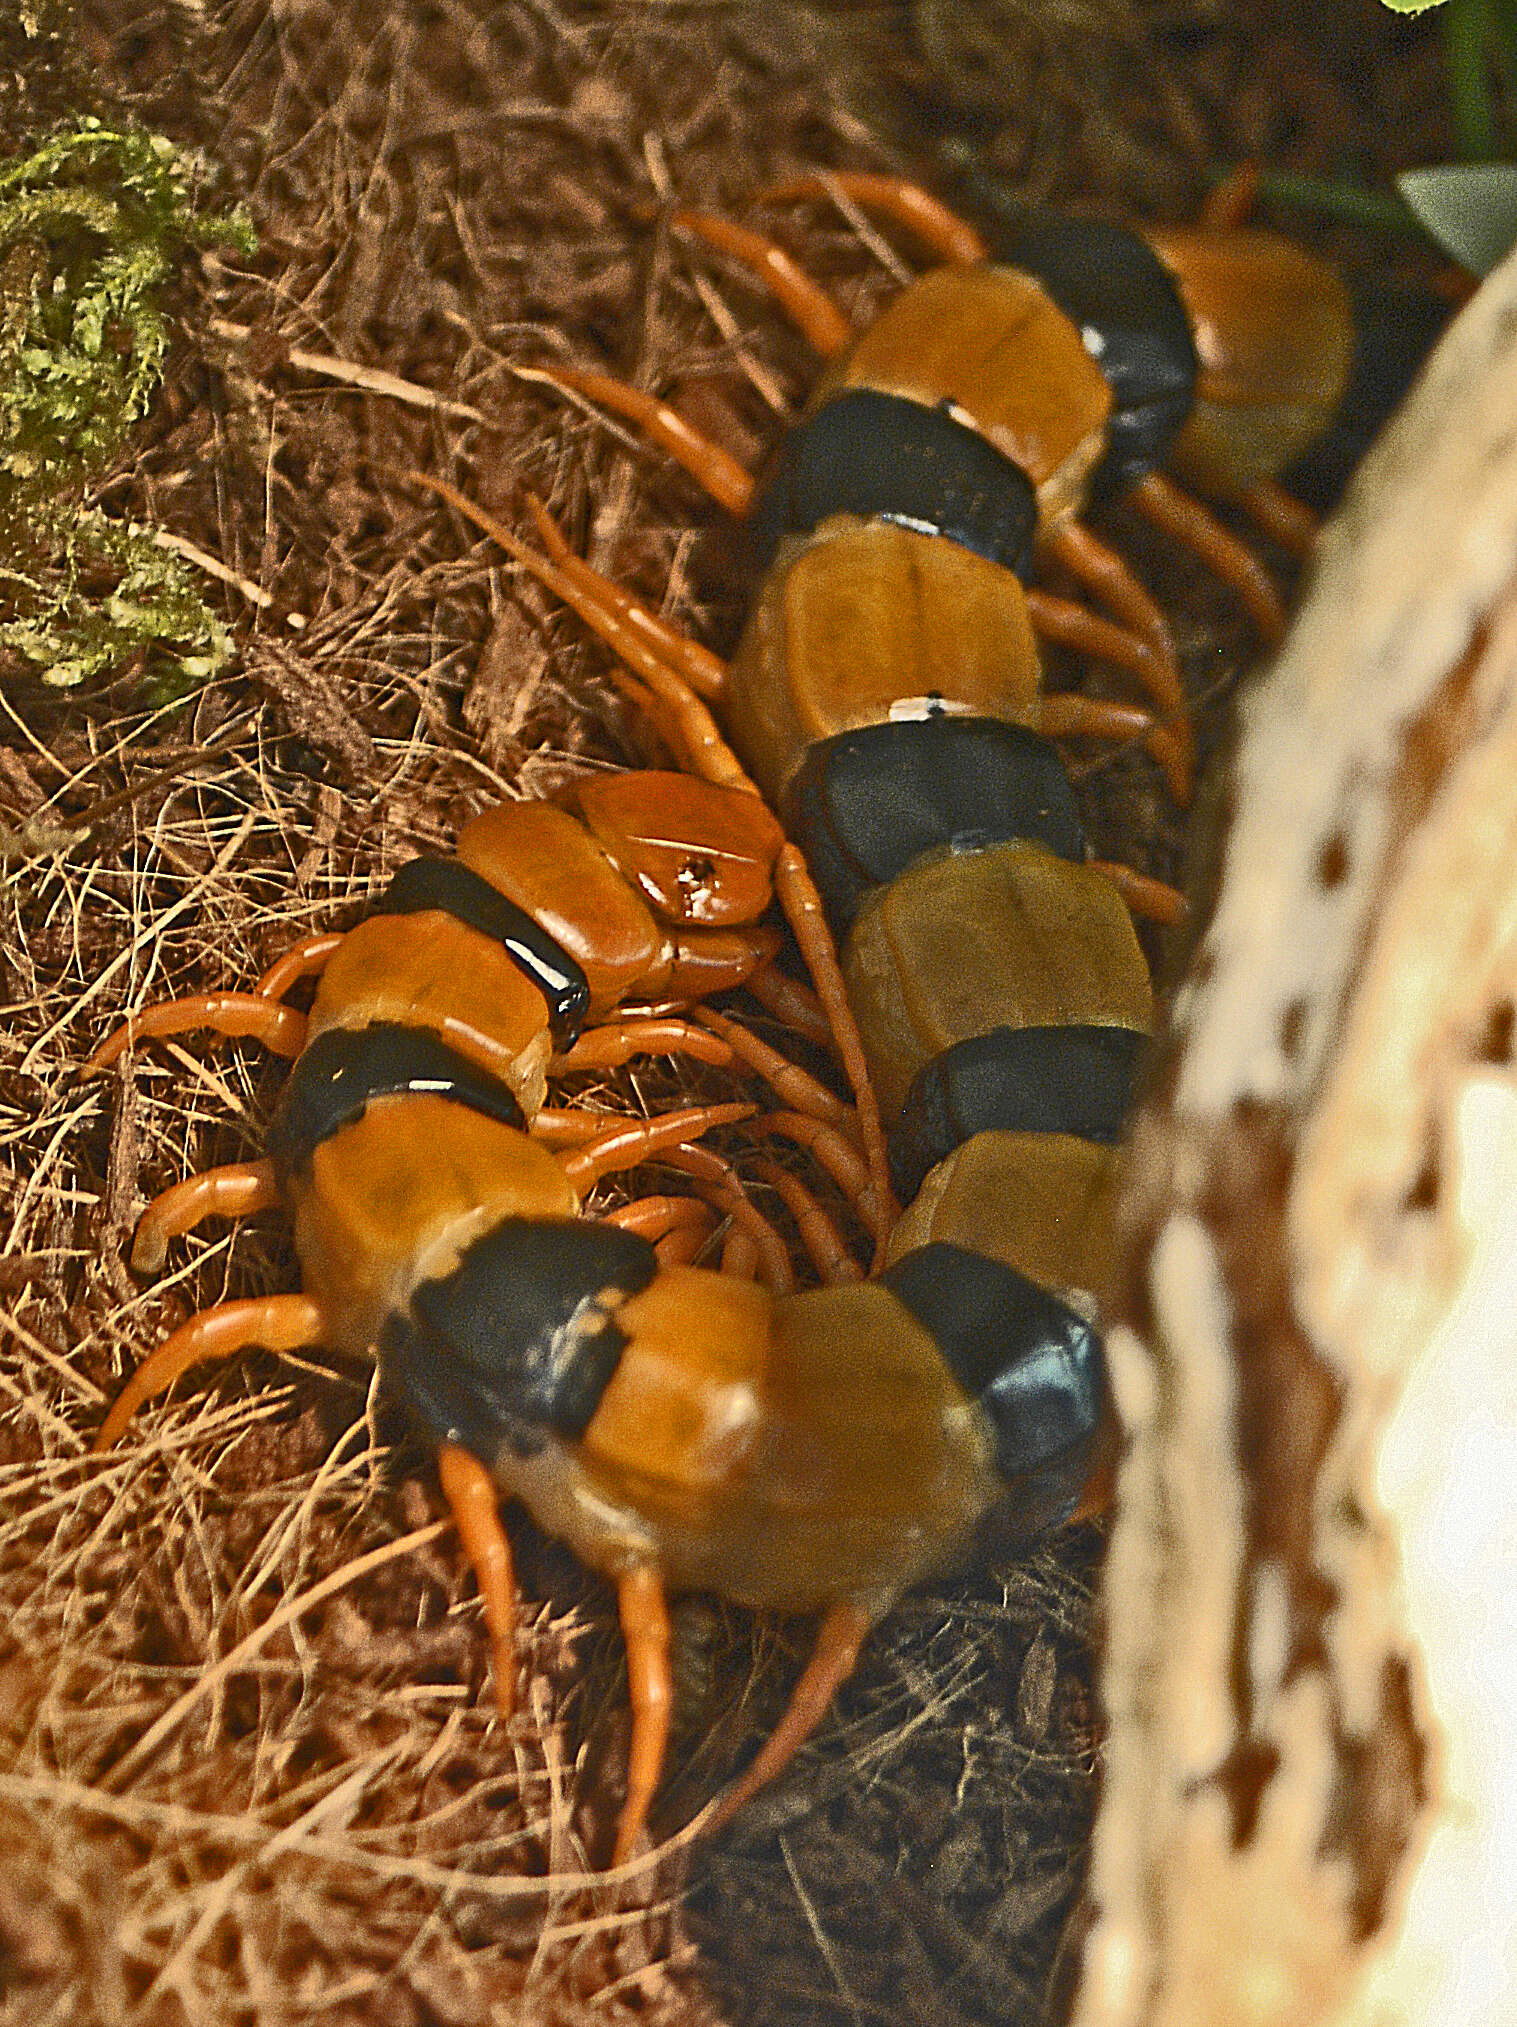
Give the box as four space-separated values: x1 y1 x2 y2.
524 494 729 698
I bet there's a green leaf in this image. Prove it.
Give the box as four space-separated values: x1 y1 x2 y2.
1398 163 1517 273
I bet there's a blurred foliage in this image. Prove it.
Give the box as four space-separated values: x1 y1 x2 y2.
0 117 253 692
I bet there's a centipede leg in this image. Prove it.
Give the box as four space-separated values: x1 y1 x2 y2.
705 1600 871 1838
1231 476 1319 559
660 1144 795 1293
555 1018 734 1075
759 171 989 266
129 1159 280 1276
436 1441 519 1721
1042 520 1192 777
524 495 728 698
670 210 854 358
1129 471 1287 642
614 1564 673 1864
604 1194 719 1269
557 1101 756 1191
751 1108 882 1244
83 993 307 1076
517 366 756 517
90 1293 326 1452
751 1156 862 1285
1089 859 1188 927
254 931 345 1001
744 961 832 1052
1035 687 1190 807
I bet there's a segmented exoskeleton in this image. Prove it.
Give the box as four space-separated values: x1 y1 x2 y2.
92 168 1422 1867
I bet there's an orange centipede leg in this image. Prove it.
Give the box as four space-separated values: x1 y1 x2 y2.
83 994 307 1076
91 1293 326 1452
760 171 990 266
555 1017 734 1075
751 1156 862 1285
744 962 832 1052
694 1005 854 1134
751 1108 884 1245
1089 860 1188 927
1042 520 1191 773
1232 476 1319 560
254 931 345 1001
1035 688 1190 808
129 1159 280 1276
603 1194 715 1247
516 365 756 518
661 1144 795 1294
670 209 854 359
705 1600 872 1838
614 1564 673 1865
719 1227 763 1282
1199 160 1262 232
558 1101 756 1192
525 495 729 699
1130 471 1287 643
436 1441 519 1720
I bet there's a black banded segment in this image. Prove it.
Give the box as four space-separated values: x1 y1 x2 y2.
1279 275 1447 511
890 1023 1145 1199
882 1241 1106 1495
268 1022 526 1178
372 856 590 1042
380 1217 658 1459
750 388 1038 577
782 717 1085 938
996 216 1197 502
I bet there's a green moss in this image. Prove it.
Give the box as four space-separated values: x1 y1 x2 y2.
0 118 255 690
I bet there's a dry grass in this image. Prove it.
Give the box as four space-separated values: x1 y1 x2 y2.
0 3 1453 2023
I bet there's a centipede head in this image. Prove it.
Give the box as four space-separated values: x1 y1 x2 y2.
573 770 784 928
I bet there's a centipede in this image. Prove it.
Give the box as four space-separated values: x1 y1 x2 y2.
85 168 1438 1867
